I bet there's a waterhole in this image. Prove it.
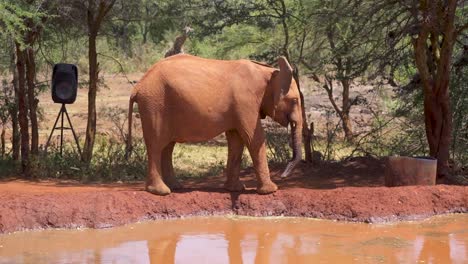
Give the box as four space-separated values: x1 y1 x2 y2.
0 214 466 263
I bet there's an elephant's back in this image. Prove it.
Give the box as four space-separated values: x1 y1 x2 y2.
134 54 267 111
135 55 236 111
139 56 233 99
134 55 242 140
158 54 240 83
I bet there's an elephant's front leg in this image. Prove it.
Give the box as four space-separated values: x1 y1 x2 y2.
161 142 182 190
243 120 278 194
224 130 245 192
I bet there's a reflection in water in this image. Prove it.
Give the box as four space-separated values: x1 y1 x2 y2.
101 241 150 263
176 235 228 263
0 214 466 264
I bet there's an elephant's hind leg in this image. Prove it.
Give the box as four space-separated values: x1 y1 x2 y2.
146 144 171 195
224 130 246 192
162 142 182 189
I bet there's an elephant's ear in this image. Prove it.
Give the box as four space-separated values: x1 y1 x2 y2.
273 56 293 109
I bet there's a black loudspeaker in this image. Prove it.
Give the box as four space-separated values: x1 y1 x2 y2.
52 63 78 104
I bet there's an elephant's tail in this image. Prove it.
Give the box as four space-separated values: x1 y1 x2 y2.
126 91 137 158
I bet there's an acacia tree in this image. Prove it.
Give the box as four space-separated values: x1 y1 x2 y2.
82 0 116 163
349 0 467 176
0 0 46 174
15 43 30 173
270 0 314 162
139 0 157 44
0 81 10 157
409 0 467 177
300 0 392 142
24 15 43 156
6 43 20 160
105 1 140 57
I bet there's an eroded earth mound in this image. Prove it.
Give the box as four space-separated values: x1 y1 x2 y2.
1 158 466 233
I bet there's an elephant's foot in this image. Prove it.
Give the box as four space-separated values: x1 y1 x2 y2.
146 182 171 196
256 181 278 194
165 178 183 190
224 180 246 192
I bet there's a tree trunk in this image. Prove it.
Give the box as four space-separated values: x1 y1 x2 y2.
9 46 20 160
10 111 20 160
341 110 353 142
423 90 452 178
25 47 39 155
341 79 353 142
323 78 354 143
293 67 312 162
276 0 311 162
83 31 99 163
142 5 150 44
15 43 30 176
1 127 5 158
412 0 457 178
121 25 132 57
142 26 148 44
300 90 313 162
82 0 116 163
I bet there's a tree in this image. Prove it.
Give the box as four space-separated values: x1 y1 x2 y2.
0 81 10 157
6 43 20 160
82 0 117 163
24 13 43 156
450 44 468 167
105 0 140 57
0 0 46 174
139 0 157 44
259 0 314 161
300 0 391 142
15 42 30 173
410 0 466 177
363 0 467 177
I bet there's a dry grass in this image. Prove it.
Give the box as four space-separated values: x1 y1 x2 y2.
173 144 228 179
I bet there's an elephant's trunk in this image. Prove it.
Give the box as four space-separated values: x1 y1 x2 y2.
281 121 302 177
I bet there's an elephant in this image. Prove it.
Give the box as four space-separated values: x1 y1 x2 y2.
127 54 303 195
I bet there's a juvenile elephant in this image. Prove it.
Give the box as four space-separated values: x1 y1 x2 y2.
127 54 303 195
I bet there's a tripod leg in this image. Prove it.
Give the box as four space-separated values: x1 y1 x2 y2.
63 105 82 157
60 104 65 156
45 105 63 153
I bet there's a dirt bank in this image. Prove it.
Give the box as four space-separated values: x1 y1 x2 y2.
0 159 467 234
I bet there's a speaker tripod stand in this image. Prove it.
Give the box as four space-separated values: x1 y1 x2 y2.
45 104 81 157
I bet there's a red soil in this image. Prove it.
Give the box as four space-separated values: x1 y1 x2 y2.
0 157 466 234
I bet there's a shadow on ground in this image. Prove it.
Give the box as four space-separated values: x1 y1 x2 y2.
184 156 386 191
0 156 386 192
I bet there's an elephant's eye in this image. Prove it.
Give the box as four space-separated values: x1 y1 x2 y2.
292 98 299 104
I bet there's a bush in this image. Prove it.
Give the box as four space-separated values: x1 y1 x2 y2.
29 136 147 182
264 121 291 163
0 158 18 178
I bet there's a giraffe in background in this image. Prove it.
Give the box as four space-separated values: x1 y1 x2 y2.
164 26 194 58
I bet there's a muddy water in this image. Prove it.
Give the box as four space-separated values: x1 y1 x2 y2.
0 214 466 264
